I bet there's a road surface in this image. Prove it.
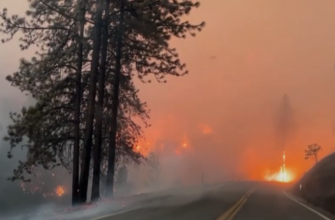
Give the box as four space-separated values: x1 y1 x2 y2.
92 181 334 220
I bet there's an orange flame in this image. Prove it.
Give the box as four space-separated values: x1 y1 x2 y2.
265 167 294 182
133 140 151 156
55 186 64 196
264 151 294 182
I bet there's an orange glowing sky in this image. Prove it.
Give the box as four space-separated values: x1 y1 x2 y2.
2 0 335 183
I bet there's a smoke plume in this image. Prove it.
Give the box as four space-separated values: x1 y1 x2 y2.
275 94 296 150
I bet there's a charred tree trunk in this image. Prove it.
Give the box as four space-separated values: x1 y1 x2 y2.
106 0 125 198
78 0 104 203
91 0 111 202
72 0 86 206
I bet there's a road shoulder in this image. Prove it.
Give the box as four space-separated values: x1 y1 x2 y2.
283 191 335 220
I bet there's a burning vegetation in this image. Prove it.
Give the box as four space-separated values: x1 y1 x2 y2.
19 169 67 198
0 0 205 209
264 151 294 183
55 186 65 197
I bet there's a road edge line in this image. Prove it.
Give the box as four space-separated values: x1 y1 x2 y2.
283 191 331 220
90 207 139 220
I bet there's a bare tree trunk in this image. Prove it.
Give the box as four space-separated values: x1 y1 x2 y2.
91 0 110 202
72 0 86 206
79 0 104 203
106 0 125 198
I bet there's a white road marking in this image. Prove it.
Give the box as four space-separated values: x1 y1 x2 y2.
283 191 331 220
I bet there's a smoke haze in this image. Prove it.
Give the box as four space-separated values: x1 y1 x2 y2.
2 0 335 217
275 94 296 150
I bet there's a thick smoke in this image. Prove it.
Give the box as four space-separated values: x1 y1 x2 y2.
4 0 335 218
275 94 295 150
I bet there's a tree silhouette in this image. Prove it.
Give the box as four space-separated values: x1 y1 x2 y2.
1 0 205 204
305 143 322 163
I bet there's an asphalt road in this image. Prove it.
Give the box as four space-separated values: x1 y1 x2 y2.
92 181 334 220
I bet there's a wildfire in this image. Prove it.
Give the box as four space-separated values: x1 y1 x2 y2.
55 186 65 196
264 151 294 182
134 141 151 156
265 167 293 182
281 151 287 182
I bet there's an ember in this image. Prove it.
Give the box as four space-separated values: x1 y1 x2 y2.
55 186 65 196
